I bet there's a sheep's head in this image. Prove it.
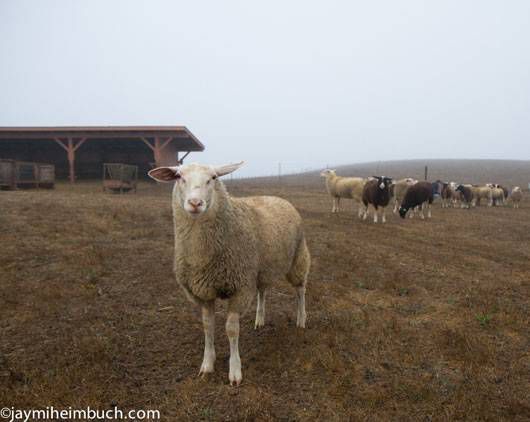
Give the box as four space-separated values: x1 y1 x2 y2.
148 162 244 218
398 205 408 219
320 169 336 178
372 176 393 190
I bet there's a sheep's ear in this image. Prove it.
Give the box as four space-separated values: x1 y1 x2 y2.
213 161 244 177
148 166 180 182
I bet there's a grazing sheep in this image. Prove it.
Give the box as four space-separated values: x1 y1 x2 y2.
391 178 417 213
510 186 522 208
148 162 310 386
320 169 367 217
473 185 492 206
490 187 505 207
399 181 433 219
362 176 393 223
456 184 473 209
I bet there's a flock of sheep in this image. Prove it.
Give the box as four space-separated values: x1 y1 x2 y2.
321 169 524 223
147 161 523 386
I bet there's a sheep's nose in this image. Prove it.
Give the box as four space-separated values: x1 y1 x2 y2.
188 198 204 209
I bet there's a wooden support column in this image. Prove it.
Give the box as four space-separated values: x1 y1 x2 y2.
141 136 173 167
54 137 86 183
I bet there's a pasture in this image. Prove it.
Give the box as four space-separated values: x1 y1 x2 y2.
1 175 529 421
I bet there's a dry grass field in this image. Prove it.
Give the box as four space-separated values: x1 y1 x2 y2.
1 170 529 421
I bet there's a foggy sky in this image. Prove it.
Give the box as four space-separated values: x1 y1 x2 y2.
1 0 529 177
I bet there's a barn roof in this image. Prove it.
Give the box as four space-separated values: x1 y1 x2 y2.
0 126 204 151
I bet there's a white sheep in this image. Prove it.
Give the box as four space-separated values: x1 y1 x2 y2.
510 186 522 208
320 169 367 218
391 178 418 214
148 162 310 386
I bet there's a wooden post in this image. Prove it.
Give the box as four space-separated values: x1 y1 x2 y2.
141 137 173 167
67 138 75 183
54 137 86 183
424 165 428 181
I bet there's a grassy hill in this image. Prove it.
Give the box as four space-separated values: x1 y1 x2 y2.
231 159 530 190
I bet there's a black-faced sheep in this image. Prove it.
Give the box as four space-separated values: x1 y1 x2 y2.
399 181 433 219
456 184 473 209
362 176 393 223
148 162 310 386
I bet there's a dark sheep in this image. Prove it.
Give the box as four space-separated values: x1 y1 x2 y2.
399 181 433 219
455 184 473 208
362 176 393 223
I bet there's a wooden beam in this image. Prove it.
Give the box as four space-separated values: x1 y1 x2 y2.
179 151 191 164
159 136 173 151
73 138 87 152
140 137 155 151
54 138 68 152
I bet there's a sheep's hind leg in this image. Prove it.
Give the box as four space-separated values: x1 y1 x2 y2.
199 301 216 377
296 286 307 328
287 238 310 328
254 287 266 329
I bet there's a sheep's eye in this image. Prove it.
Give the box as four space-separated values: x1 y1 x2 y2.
212 175 217 180
175 174 181 180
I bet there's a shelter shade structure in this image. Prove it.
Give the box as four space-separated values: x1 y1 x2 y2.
0 126 204 183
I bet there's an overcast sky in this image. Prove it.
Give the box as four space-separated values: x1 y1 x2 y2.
1 1 529 176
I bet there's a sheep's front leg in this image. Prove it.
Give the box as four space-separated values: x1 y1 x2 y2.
226 312 242 386
254 288 266 329
199 301 216 376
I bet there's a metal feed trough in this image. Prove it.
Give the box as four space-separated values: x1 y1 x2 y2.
102 163 138 193
0 159 55 190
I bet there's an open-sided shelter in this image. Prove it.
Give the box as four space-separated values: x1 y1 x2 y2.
0 126 204 182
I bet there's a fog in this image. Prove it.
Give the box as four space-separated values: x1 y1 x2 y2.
1 0 529 176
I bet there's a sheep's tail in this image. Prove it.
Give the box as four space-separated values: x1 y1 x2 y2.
287 236 310 287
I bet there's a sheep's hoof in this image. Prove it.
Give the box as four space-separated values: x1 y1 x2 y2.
199 361 215 377
198 369 213 378
229 372 242 386
254 319 265 329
